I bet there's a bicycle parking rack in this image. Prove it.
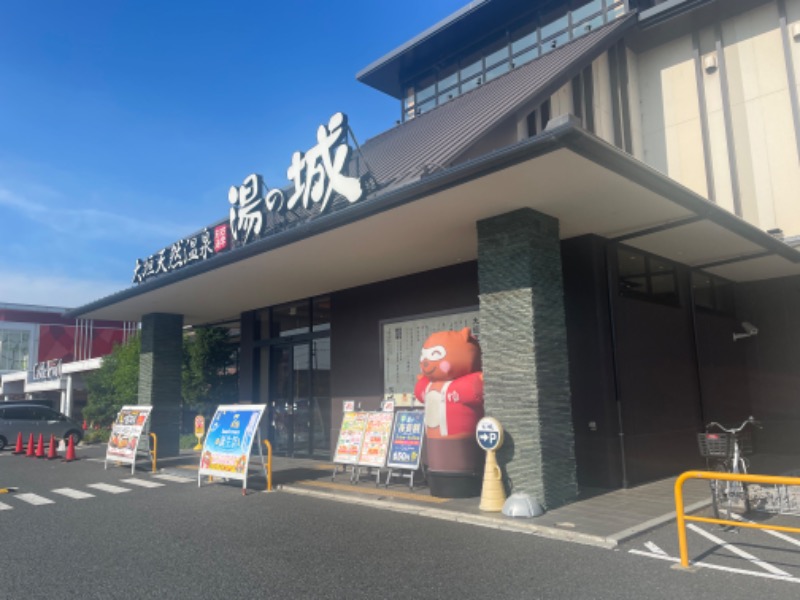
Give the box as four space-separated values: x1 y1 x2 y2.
674 470 800 569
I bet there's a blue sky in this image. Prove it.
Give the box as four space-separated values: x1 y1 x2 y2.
0 0 466 308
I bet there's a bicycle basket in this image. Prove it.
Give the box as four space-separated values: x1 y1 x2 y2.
697 429 754 458
697 432 732 457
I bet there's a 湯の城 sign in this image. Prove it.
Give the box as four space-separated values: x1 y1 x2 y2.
133 112 369 285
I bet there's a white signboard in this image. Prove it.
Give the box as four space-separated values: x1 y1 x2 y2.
105 405 153 474
382 309 480 407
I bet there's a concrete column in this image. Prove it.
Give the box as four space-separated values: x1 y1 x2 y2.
61 375 74 416
477 208 577 508
138 313 184 457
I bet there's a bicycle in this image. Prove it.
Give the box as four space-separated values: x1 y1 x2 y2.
697 416 760 523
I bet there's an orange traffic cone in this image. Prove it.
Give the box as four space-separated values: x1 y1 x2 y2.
47 434 59 460
12 433 24 454
25 433 35 457
35 434 45 458
63 435 76 462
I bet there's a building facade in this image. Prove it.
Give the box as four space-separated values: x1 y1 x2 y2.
0 302 136 417
69 0 800 507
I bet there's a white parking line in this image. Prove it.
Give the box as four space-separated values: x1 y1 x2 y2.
15 493 55 506
687 523 792 577
629 549 800 583
0 501 13 510
52 488 96 499
121 478 164 488
152 474 193 483
645 541 667 556
730 513 800 548
87 483 131 494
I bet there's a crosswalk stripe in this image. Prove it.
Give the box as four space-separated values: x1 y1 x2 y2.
121 478 164 488
0 501 13 510
16 493 55 506
52 488 95 499
87 483 131 494
152 474 193 483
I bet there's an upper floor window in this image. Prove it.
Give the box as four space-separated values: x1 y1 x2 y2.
401 0 628 121
0 328 31 372
617 246 680 306
691 272 735 315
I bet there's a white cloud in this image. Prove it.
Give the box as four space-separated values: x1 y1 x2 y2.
0 268 129 309
0 185 195 242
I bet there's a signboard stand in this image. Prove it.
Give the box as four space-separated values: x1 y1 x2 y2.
332 411 369 483
384 410 425 490
355 411 395 486
197 404 267 493
105 406 153 475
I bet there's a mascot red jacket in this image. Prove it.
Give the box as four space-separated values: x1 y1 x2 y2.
413 327 484 439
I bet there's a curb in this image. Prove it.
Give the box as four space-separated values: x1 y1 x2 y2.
279 484 618 549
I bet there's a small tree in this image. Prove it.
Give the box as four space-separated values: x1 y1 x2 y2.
183 326 238 411
84 334 141 426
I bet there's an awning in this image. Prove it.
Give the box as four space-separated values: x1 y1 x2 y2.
67 119 800 326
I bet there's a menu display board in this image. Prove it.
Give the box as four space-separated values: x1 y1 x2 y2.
198 404 266 483
386 410 425 470
357 411 395 468
106 406 152 466
382 309 479 407
333 411 369 465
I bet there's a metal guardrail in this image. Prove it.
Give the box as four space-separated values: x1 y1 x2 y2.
674 470 800 568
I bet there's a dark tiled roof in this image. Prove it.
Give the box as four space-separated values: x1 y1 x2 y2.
359 13 637 190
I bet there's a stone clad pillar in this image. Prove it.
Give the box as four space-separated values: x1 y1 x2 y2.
477 208 577 508
138 313 183 457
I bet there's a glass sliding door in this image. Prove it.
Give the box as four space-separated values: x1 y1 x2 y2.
260 296 331 459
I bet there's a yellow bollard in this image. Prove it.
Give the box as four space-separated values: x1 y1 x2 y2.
149 433 158 473
476 417 506 512
263 440 273 492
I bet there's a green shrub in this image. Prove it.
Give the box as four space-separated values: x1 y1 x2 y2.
82 429 111 445
180 434 200 450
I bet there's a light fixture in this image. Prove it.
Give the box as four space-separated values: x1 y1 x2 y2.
733 321 758 342
792 22 800 41
703 54 718 74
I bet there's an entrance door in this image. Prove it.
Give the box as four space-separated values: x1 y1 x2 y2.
268 339 330 457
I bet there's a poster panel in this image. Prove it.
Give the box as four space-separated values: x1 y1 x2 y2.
198 404 266 481
382 308 479 407
357 411 395 468
333 411 369 465
106 405 153 464
386 410 425 470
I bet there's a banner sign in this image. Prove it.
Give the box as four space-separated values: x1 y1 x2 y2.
106 405 152 464
382 309 479 407
31 358 62 382
357 411 395 468
386 410 425 470
133 112 371 285
333 411 369 465
198 404 266 481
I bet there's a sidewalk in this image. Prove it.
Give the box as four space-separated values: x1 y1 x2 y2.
156 451 716 549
